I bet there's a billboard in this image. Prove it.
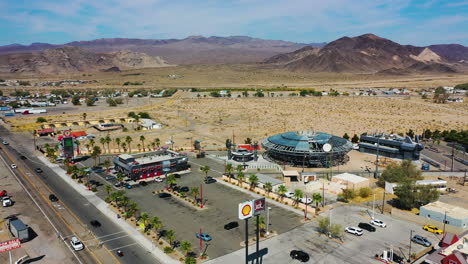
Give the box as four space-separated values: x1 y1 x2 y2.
0 238 21 253
253 198 266 215
238 201 253 220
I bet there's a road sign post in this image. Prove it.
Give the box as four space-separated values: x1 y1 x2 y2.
239 200 254 264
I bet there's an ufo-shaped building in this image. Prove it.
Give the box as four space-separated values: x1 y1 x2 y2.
261 131 353 167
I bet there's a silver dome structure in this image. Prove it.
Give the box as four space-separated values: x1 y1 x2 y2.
261 131 353 167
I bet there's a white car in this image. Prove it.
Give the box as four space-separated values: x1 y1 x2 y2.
2 197 13 207
154 177 164 182
300 197 312 204
284 192 294 198
371 219 387 228
11 164 17 169
345 227 363 236
2 141 8 145
70 236 84 251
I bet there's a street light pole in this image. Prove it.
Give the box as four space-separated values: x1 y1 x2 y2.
408 230 414 263
375 137 380 179
266 207 271 235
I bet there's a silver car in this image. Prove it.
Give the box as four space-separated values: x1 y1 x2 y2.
412 235 431 247
345 227 363 236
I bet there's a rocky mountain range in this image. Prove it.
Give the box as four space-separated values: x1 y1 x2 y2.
0 46 170 75
263 34 468 74
0 36 310 65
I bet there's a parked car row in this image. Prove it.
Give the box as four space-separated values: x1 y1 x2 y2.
345 219 387 236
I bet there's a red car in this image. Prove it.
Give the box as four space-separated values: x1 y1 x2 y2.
0 190 7 197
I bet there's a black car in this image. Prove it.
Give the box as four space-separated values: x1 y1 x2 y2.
49 194 59 202
224 221 239 230
204 178 216 184
139 181 148 186
173 173 181 178
179 186 189 193
358 222 376 232
159 193 172 198
290 250 310 262
35 168 43 173
20 155 27 160
172 186 180 192
90 220 101 227
89 180 101 186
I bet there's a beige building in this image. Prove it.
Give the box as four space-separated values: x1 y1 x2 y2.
331 173 370 189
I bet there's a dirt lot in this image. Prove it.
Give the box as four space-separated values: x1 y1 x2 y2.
0 158 75 263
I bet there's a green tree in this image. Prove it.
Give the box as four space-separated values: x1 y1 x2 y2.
106 98 117 106
394 180 439 210
330 223 343 238
91 146 102 167
406 129 415 139
180 241 192 256
225 163 234 181
125 136 133 153
71 95 81 105
166 229 176 246
253 215 266 235
99 138 106 153
105 136 112 153
433 87 449 103
115 137 121 152
200 165 210 180
155 138 160 148
277 185 287 201
82 112 87 121
351 134 360 143
185 257 196 264
151 216 163 233
167 174 177 187
358 187 372 198
342 188 356 200
377 160 422 187
342 133 350 140
237 170 245 186
116 172 125 184
103 159 111 173
248 174 259 189
225 138 232 149
264 182 273 196
190 187 199 202
85 96 95 106
126 202 139 220
89 138 95 148
139 135 146 152
317 216 330 234
293 189 304 205
312 192 322 207
139 212 150 229
104 184 112 196
245 137 252 144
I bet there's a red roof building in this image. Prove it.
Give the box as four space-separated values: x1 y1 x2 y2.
426 231 468 264
71 131 87 138
36 128 54 136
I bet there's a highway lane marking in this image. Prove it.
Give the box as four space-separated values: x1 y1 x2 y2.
82 230 130 242
107 242 139 251
96 234 132 244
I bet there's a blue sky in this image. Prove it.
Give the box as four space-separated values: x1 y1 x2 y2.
1 0 467 46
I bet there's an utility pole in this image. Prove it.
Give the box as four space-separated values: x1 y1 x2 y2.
442 211 447 239
408 230 414 263
375 137 380 179
245 219 249 264
372 193 375 219
381 191 386 214
256 215 260 264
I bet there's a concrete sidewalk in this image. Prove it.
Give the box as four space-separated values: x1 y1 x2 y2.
38 156 180 264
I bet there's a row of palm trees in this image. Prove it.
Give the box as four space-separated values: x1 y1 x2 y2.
85 136 161 154
105 189 195 260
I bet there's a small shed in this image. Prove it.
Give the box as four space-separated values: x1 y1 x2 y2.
247 173 284 192
332 173 369 189
301 172 317 183
282 170 300 183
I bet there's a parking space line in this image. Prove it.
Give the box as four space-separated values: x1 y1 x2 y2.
107 243 138 251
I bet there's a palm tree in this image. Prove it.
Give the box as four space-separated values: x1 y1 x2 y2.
105 135 111 153
264 182 273 197
75 140 81 154
151 141 156 150
91 146 102 167
82 112 87 121
155 138 160 148
278 185 287 201
139 212 150 229
125 136 132 153
312 192 322 208
185 257 196 264
121 196 130 211
253 215 266 235
116 172 125 184
237 171 245 187
248 174 259 189
225 163 234 182
236 164 244 174
89 138 95 148
137 143 141 152
180 241 192 256
200 165 210 180
99 138 106 153
121 142 127 152
151 216 163 233
293 189 304 205
166 229 176 246
167 174 177 188
104 184 112 196
103 159 111 173
115 137 121 153
69 165 79 177
140 135 146 151
126 202 139 220
190 187 199 202
84 144 90 154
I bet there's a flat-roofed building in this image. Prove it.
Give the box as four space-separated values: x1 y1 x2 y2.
420 201 468 229
332 172 370 189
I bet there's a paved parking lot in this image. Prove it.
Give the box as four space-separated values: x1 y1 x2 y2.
209 205 441 264
78 155 304 258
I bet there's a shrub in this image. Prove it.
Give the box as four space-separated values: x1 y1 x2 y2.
163 246 174 254
358 187 372 198
36 117 47 123
78 179 83 183
342 189 357 200
159 241 163 245
91 187 98 192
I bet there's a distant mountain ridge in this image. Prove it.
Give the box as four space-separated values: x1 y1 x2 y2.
0 36 312 64
263 33 468 74
0 46 171 75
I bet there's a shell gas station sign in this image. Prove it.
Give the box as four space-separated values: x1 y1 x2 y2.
238 201 253 220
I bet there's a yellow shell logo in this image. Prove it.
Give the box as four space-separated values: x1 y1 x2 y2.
242 204 252 216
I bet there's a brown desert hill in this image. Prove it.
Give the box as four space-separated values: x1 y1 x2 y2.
427 44 468 62
265 33 462 73
0 36 309 64
0 46 171 75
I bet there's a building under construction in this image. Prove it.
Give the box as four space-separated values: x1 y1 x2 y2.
358 133 424 160
261 131 353 167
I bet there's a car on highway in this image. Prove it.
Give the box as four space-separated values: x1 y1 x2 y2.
371 219 387 228
35 168 43 173
345 227 363 236
196 233 212 241
290 250 310 262
423 225 443 234
11 164 17 169
49 194 59 202
411 235 432 247
284 192 294 198
204 178 216 184
224 221 239 230
90 220 101 227
2 141 8 145
159 193 172 198
154 177 163 182
70 236 84 251
300 197 312 204
358 222 376 232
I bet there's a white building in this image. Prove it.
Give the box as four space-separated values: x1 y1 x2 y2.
139 119 163 130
